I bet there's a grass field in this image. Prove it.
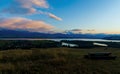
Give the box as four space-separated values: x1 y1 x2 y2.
0 47 120 74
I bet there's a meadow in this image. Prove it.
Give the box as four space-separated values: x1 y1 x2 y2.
0 47 120 74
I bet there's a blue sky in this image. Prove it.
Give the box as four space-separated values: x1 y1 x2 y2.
0 0 120 34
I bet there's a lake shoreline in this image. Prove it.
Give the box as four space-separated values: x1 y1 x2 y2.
0 38 120 42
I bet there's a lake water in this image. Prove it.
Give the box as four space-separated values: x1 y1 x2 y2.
0 38 120 42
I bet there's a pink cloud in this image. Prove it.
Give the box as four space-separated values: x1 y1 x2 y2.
0 17 54 33
48 13 62 21
2 0 49 14
1 0 63 21
15 0 49 8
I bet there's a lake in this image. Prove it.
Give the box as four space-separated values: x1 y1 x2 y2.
0 38 120 42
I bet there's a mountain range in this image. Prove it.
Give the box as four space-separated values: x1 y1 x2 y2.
0 29 119 39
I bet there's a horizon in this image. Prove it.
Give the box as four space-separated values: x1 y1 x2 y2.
0 0 120 34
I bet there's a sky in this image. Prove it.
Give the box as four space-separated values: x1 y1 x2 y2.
0 0 120 34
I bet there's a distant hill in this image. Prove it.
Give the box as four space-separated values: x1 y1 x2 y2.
104 35 120 40
0 29 108 39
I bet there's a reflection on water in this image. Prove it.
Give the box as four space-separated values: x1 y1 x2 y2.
62 42 78 47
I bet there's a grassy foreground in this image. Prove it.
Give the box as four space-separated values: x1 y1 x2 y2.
0 47 120 74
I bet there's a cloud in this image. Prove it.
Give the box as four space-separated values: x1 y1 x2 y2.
70 29 82 33
0 17 54 33
16 0 49 8
2 0 49 14
65 29 82 34
64 29 96 34
3 7 37 15
71 29 82 32
87 29 95 32
1 0 63 21
48 13 62 21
